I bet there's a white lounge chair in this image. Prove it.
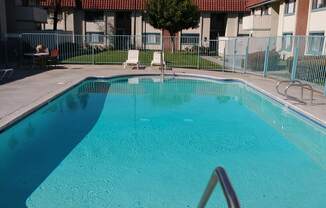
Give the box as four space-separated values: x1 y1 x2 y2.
151 51 165 67
0 68 14 81
123 50 140 70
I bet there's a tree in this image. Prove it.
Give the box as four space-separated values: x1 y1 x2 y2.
145 0 200 36
145 0 200 52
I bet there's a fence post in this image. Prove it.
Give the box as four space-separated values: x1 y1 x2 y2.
223 46 226 71
4 33 8 67
92 44 95 65
291 47 299 80
56 32 59 49
244 38 249 73
19 34 23 67
232 38 237 72
263 38 271 77
197 40 200 69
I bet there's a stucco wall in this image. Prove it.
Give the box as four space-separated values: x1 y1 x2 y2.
270 2 280 36
277 1 298 36
307 9 326 34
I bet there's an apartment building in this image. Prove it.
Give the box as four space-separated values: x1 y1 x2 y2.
41 0 250 47
0 0 47 35
243 0 326 37
242 0 326 55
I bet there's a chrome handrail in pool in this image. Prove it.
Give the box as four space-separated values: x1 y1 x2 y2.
276 80 302 96
198 167 240 208
285 83 314 104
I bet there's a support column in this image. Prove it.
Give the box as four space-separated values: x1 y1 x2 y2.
225 13 239 37
201 12 211 47
131 11 142 49
73 10 84 36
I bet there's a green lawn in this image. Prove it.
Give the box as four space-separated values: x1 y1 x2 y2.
61 50 222 69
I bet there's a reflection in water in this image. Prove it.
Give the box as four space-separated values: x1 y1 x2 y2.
107 78 235 108
236 86 326 170
216 96 231 104
0 81 109 208
145 79 195 107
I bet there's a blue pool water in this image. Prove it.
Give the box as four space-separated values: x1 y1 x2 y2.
0 76 325 208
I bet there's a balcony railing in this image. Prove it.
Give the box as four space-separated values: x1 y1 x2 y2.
242 15 272 31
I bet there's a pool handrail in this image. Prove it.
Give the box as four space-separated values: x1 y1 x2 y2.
285 83 314 104
276 80 302 96
198 167 240 208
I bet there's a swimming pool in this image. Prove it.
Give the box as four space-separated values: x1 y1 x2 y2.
0 75 325 208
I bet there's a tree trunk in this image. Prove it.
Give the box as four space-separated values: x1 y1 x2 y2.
166 31 176 54
53 9 58 31
53 0 61 31
171 36 174 53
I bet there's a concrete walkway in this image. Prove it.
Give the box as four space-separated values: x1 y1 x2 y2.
0 65 325 130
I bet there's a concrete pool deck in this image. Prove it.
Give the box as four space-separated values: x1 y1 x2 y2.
0 65 325 131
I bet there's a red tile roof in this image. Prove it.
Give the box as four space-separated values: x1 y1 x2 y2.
40 0 76 8
82 0 143 10
194 0 248 12
40 0 248 11
81 0 248 12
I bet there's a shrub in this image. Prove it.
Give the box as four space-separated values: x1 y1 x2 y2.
247 50 281 71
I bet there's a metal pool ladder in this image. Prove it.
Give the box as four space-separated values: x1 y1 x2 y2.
198 167 240 208
276 80 314 104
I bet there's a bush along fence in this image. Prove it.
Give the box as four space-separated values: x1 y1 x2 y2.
1 33 326 94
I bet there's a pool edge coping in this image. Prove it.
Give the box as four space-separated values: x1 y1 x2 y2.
0 72 325 132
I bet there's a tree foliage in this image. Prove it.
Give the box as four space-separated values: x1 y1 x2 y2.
145 0 200 36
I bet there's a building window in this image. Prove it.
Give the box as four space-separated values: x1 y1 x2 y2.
312 0 326 9
282 33 293 51
142 33 161 45
284 0 296 14
86 32 104 43
181 33 199 45
307 33 325 55
85 11 104 22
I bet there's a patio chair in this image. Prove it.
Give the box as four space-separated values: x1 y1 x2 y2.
151 51 165 67
123 50 140 70
0 68 14 81
47 48 60 68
